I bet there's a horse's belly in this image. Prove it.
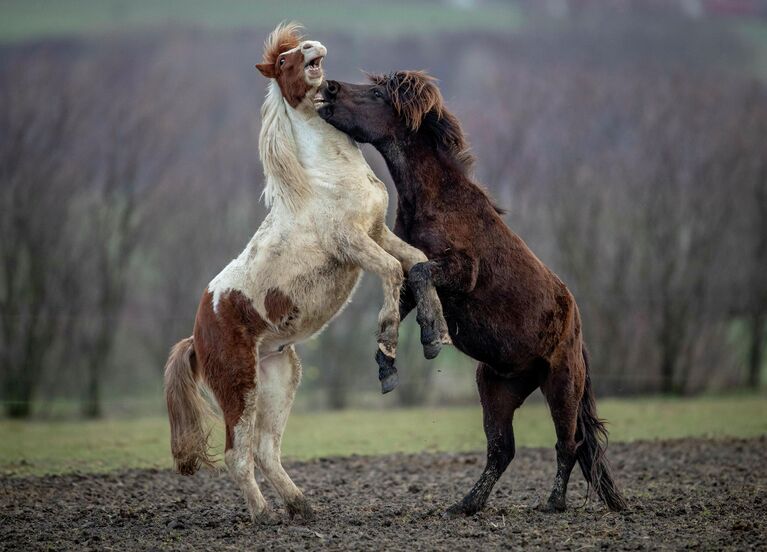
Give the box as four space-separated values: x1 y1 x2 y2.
269 262 362 344
442 295 537 372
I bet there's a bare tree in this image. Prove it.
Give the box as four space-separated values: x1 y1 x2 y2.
0 57 80 417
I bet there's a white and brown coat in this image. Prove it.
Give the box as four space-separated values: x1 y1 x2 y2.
163 23 447 523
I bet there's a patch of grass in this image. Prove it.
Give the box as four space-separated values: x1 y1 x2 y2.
0 0 524 43
0 394 765 476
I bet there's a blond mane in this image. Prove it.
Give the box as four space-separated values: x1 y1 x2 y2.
258 22 311 212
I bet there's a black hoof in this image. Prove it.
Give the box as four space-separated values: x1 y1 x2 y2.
376 350 398 394
443 501 480 518
420 324 439 356
423 341 442 360
380 372 399 394
540 500 566 513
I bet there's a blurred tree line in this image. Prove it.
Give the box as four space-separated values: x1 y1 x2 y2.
1 10 766 418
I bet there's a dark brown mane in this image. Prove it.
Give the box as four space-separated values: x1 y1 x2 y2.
261 21 302 65
368 71 476 172
367 71 505 215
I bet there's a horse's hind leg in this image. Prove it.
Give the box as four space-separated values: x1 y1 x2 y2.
446 363 538 516
539 353 585 512
222 389 273 523
254 346 314 522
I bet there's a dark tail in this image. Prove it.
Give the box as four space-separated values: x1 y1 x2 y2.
163 336 215 475
576 346 627 511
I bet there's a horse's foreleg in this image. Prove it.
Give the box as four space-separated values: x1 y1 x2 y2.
342 232 404 393
409 250 479 295
254 346 314 522
379 227 450 359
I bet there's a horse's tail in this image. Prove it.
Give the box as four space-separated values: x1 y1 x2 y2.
576 346 627 511
164 336 215 475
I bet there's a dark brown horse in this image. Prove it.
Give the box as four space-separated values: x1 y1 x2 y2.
316 72 627 516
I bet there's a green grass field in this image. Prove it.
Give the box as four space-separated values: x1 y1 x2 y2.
1 394 765 476
0 0 523 42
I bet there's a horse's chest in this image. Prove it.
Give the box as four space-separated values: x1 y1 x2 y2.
333 173 388 224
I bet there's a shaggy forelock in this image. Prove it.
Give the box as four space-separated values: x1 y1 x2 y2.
262 21 303 66
369 70 475 172
368 70 443 131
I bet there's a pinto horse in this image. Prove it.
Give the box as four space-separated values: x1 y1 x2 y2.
317 72 627 516
164 27 447 523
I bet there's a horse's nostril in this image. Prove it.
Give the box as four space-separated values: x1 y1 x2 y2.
327 81 339 95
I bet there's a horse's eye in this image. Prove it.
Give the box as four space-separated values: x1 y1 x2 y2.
373 90 383 99
279 58 286 66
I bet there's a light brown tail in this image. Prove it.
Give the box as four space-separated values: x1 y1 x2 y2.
164 336 215 475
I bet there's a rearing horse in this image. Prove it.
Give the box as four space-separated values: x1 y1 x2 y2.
163 26 447 523
317 71 627 516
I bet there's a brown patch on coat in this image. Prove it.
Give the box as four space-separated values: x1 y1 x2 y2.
277 50 313 108
193 289 266 450
264 287 297 325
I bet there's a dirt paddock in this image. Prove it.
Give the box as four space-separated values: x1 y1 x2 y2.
2 437 765 550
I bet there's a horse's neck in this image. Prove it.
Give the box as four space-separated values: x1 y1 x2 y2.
285 98 362 169
260 80 363 213
379 139 440 211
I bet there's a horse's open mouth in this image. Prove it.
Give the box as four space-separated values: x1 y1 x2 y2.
313 91 328 108
305 55 324 79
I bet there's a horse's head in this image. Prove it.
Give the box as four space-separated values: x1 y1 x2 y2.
316 71 442 141
318 70 473 169
256 22 326 108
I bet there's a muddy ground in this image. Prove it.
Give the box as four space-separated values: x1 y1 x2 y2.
2 437 765 551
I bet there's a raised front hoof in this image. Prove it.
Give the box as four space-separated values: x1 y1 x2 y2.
286 498 316 523
443 500 481 518
376 350 398 394
251 509 282 526
422 341 442 360
418 322 442 360
380 372 399 394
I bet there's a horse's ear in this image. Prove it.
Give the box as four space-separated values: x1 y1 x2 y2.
256 63 276 79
